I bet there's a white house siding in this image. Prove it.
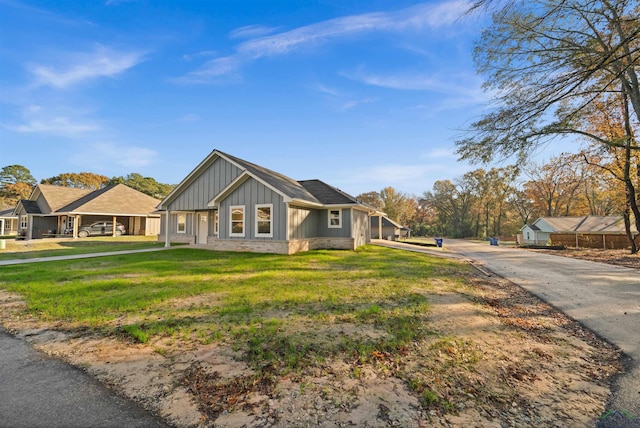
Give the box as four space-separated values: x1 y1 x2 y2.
166 157 242 211
351 209 370 248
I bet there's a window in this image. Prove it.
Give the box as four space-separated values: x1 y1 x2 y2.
213 211 219 235
230 206 245 237
20 215 27 229
177 214 186 233
328 209 342 228
255 204 273 237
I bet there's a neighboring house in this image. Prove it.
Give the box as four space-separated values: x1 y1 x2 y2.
520 216 638 248
157 150 376 254
370 215 410 240
14 184 161 240
0 208 19 235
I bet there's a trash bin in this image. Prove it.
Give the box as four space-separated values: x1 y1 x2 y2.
435 238 443 248
0 240 5 250
489 238 499 246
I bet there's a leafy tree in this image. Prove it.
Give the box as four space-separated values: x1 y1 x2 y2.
356 191 384 211
523 155 586 217
423 179 475 238
41 172 109 190
458 0 640 251
0 165 36 206
108 173 174 199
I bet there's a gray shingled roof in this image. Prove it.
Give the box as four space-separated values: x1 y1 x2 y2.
297 180 359 205
0 208 17 218
220 151 322 204
19 200 42 214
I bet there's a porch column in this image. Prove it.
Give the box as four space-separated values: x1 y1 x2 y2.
165 210 171 248
27 216 33 240
1 219 4 236
112 216 117 237
378 215 383 240
73 215 80 239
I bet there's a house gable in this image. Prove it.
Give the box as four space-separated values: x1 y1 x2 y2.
160 154 243 211
217 177 287 240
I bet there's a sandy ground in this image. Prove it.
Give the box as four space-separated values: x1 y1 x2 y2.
0 267 624 428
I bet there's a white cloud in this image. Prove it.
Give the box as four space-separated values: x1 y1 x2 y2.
178 0 472 82
1 105 100 136
28 45 145 89
229 25 281 40
72 143 158 169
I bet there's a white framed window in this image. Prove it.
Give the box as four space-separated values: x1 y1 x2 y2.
20 215 27 229
255 204 273 237
230 205 245 237
328 209 342 228
177 214 186 233
213 210 219 235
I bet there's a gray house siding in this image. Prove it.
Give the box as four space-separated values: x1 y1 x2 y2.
218 179 286 240
32 216 58 239
160 212 195 242
289 206 318 240
316 208 351 238
166 157 242 211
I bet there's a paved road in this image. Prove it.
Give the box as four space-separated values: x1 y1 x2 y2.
441 239 640 418
0 326 170 428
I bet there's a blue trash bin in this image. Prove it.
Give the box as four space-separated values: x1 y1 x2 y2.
490 238 499 246
435 238 443 248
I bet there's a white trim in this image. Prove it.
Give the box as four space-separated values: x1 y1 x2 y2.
328 209 342 229
177 213 186 234
255 204 273 238
230 205 245 237
20 215 28 229
165 210 171 247
213 210 219 236
209 173 250 206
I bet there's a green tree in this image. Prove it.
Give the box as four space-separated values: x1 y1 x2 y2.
41 172 109 190
0 165 36 206
458 0 640 250
108 173 174 199
356 191 384 211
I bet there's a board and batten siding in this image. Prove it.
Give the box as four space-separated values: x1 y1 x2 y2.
288 206 320 240
218 178 287 240
351 209 369 247
166 157 242 211
317 208 351 238
160 212 194 236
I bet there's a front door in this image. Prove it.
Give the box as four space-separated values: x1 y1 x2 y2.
197 213 208 244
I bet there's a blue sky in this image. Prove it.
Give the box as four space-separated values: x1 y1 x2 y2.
0 0 493 196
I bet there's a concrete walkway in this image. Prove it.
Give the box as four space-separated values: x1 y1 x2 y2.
377 239 640 418
0 247 170 266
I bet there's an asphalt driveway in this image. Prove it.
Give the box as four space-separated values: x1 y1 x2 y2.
441 239 640 418
0 326 169 428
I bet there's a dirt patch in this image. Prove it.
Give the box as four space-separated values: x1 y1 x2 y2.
0 271 623 427
528 247 639 270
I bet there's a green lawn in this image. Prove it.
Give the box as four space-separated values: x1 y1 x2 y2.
0 245 469 375
0 236 165 260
